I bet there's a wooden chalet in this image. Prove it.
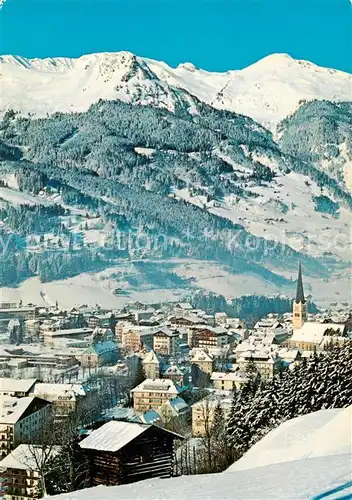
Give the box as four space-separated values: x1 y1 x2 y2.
79 420 183 486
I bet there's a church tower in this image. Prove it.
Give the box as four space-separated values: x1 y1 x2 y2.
293 262 307 330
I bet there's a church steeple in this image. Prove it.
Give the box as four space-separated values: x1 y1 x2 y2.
295 262 305 304
293 262 307 330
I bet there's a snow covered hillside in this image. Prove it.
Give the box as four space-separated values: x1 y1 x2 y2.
229 405 352 471
52 406 352 500
1 52 351 130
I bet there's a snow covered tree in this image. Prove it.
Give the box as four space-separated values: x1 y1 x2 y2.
227 343 352 462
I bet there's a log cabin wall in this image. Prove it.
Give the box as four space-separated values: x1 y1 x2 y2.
86 427 175 487
119 428 174 484
88 450 121 486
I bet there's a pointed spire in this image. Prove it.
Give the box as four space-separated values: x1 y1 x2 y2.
295 262 305 303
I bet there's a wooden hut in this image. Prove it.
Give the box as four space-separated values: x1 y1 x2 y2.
79 420 183 486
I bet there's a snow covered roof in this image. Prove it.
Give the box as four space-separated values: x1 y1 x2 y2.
174 303 193 310
33 382 87 398
79 420 183 452
48 406 352 500
87 340 117 354
291 322 345 344
167 396 189 413
131 378 180 394
142 350 160 365
190 349 213 362
214 312 228 318
44 327 93 336
238 351 274 363
0 396 48 424
79 420 150 452
0 377 37 394
163 364 183 376
0 444 60 471
211 371 248 382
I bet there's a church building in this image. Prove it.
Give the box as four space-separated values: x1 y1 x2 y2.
292 262 307 330
290 264 347 351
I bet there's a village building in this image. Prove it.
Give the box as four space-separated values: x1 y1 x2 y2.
289 265 347 350
131 379 181 412
131 308 156 324
189 349 214 376
292 263 308 330
289 322 347 351
192 326 229 349
121 327 155 353
153 327 176 356
211 371 248 391
157 396 189 424
0 378 37 398
142 350 160 379
162 363 184 386
80 340 118 369
0 444 60 500
192 396 232 437
87 315 102 330
79 420 183 487
43 327 93 348
173 303 194 315
0 397 52 458
31 383 88 419
237 352 276 380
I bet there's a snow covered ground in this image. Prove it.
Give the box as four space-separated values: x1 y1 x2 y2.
173 169 351 262
1 52 350 130
0 258 350 309
229 406 352 471
0 186 53 206
51 406 352 500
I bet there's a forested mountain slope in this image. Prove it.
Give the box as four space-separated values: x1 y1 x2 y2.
278 100 352 189
0 53 351 304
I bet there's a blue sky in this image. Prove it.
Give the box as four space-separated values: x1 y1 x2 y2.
1 0 351 72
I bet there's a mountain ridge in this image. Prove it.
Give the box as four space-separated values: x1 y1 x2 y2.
1 51 351 130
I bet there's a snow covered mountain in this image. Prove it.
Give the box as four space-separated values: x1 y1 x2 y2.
1 51 351 130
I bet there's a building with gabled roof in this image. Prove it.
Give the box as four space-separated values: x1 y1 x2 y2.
80 340 118 369
289 322 347 351
163 363 184 385
31 382 88 419
0 396 52 458
211 371 248 391
142 350 160 379
0 378 37 398
192 325 229 349
79 420 183 487
157 396 189 423
0 444 60 500
237 351 276 380
131 378 182 412
190 349 214 376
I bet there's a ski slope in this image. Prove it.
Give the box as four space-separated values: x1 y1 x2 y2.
1 52 351 130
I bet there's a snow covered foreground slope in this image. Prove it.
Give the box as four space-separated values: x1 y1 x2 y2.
1 52 351 130
53 407 352 500
229 405 352 471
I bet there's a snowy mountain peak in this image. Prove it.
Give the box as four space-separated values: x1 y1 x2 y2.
1 51 351 130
